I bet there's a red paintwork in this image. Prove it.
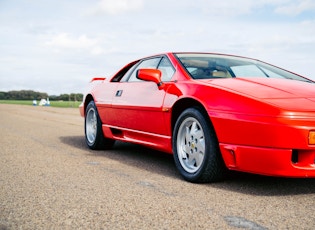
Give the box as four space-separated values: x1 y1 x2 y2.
80 52 315 178
90 77 106 82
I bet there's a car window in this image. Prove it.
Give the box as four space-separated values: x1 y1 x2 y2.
111 60 139 82
259 67 286 79
231 65 266 77
158 57 175 82
128 57 161 82
175 53 312 83
120 63 138 82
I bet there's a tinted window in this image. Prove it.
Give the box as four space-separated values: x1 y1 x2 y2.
175 53 312 83
128 57 161 82
158 57 175 82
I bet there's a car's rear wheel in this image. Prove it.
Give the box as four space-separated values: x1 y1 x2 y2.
173 107 225 183
85 101 115 150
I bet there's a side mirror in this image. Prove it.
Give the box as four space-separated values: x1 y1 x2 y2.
137 68 165 90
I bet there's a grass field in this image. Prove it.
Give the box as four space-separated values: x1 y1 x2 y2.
0 100 81 108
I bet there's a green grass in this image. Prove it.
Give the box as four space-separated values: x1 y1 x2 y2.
0 100 81 108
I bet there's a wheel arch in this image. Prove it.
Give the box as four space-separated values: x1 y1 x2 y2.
83 94 94 116
171 98 212 132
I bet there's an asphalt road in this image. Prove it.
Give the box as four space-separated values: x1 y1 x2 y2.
1 104 315 230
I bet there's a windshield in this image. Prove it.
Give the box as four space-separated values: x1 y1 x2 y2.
175 53 312 83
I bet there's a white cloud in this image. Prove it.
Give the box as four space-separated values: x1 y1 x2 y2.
45 33 103 55
200 0 255 16
93 0 144 15
275 0 315 15
46 33 96 49
1 0 315 95
198 0 285 17
198 0 315 17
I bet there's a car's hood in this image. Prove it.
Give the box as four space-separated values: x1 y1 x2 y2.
206 78 315 112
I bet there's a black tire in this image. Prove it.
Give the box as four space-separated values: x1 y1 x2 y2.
173 107 226 183
85 101 115 150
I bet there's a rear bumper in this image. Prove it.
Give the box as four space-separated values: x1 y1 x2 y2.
220 143 315 177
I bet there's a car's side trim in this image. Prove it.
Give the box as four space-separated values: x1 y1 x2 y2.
102 124 173 153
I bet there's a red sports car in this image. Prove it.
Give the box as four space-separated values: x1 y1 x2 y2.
79 52 315 183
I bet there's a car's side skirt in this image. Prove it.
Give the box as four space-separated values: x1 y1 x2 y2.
102 124 173 154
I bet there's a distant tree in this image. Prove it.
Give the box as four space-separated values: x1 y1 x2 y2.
69 93 83 101
5 90 48 100
0 91 7 99
49 95 58 101
0 90 82 101
58 94 70 101
76 93 83 101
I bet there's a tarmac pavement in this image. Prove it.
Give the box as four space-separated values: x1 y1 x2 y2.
1 104 315 229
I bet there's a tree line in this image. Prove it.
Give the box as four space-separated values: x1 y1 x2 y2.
0 90 83 101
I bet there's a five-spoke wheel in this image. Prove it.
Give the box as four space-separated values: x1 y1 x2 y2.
86 106 97 144
173 107 225 183
176 116 205 174
85 101 115 150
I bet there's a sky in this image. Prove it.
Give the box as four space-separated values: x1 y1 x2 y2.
0 0 315 95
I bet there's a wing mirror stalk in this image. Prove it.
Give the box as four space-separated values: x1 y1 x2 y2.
137 69 165 90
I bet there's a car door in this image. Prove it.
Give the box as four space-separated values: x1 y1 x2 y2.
109 57 173 135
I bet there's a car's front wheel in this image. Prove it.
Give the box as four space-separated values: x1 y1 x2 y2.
173 107 226 183
85 101 115 150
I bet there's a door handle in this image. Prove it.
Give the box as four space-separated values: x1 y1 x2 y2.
115 90 123 97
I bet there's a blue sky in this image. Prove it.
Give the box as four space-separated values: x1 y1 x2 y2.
1 0 315 95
